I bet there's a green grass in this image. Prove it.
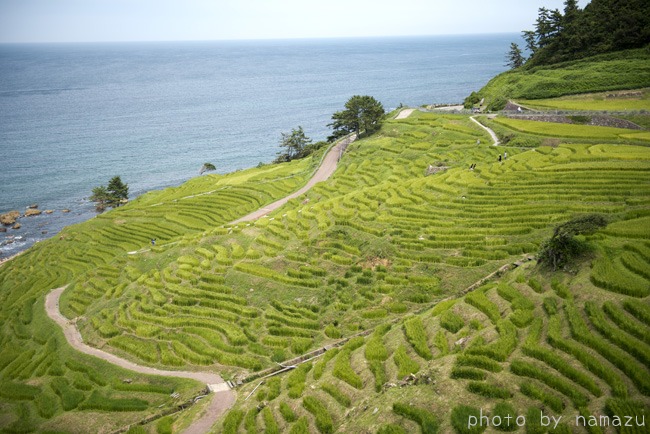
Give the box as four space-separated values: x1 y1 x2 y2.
472 48 650 107
518 88 650 111
2 86 650 433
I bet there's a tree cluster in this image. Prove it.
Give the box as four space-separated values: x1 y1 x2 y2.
274 95 385 164
90 176 129 212
537 214 608 271
328 95 385 142
274 126 327 163
507 0 650 69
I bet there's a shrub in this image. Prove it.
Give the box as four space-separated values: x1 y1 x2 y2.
538 214 608 271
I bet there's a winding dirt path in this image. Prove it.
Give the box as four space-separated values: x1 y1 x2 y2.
45 286 233 433
231 133 356 224
470 115 500 146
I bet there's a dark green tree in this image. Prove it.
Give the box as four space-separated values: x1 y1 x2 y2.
107 176 129 206
506 43 525 69
521 30 538 57
91 176 129 211
89 186 111 212
199 162 216 175
538 214 608 271
275 126 312 163
328 95 385 141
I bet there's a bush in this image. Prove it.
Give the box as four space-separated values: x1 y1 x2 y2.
538 214 608 271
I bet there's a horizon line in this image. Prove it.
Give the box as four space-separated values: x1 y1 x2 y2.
0 31 520 45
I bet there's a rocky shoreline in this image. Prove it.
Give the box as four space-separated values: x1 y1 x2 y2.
0 204 77 260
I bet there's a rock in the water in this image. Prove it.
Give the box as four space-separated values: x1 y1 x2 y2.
25 209 42 217
0 227 6 233
1 211 20 226
12 223 21 230
41 231 48 234
45 210 54 214
27 204 38 209
61 209 70 213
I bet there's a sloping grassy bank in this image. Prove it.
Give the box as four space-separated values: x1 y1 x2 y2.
470 48 650 110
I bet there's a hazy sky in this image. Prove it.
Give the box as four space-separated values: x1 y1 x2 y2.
0 0 586 43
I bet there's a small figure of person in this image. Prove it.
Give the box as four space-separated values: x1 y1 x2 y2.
476 139 480 145
504 151 508 160
498 155 502 162
151 238 156 246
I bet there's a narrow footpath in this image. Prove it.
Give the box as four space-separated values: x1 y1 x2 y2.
45 287 234 434
470 115 500 146
45 133 359 432
231 133 356 224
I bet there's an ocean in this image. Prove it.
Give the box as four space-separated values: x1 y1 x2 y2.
0 34 516 256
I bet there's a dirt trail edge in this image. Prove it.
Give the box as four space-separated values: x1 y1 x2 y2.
45 286 234 434
231 133 357 224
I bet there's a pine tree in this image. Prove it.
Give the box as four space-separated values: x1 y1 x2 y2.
506 43 525 69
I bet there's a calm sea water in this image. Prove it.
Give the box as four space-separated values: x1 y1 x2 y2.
0 34 516 256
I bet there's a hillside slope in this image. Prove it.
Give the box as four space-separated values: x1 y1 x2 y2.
0 104 649 432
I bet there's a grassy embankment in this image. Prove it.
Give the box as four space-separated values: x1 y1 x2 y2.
471 48 650 110
0 153 323 433
209 110 650 433
0 48 649 432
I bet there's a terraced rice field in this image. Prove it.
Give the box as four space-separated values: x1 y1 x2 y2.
0 108 648 432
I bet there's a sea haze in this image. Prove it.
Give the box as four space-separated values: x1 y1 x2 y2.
0 34 516 256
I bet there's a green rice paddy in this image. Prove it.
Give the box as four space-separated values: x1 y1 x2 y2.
0 91 649 433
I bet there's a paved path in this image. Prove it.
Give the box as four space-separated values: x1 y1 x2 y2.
470 116 500 146
45 286 234 434
231 133 356 225
394 108 415 119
